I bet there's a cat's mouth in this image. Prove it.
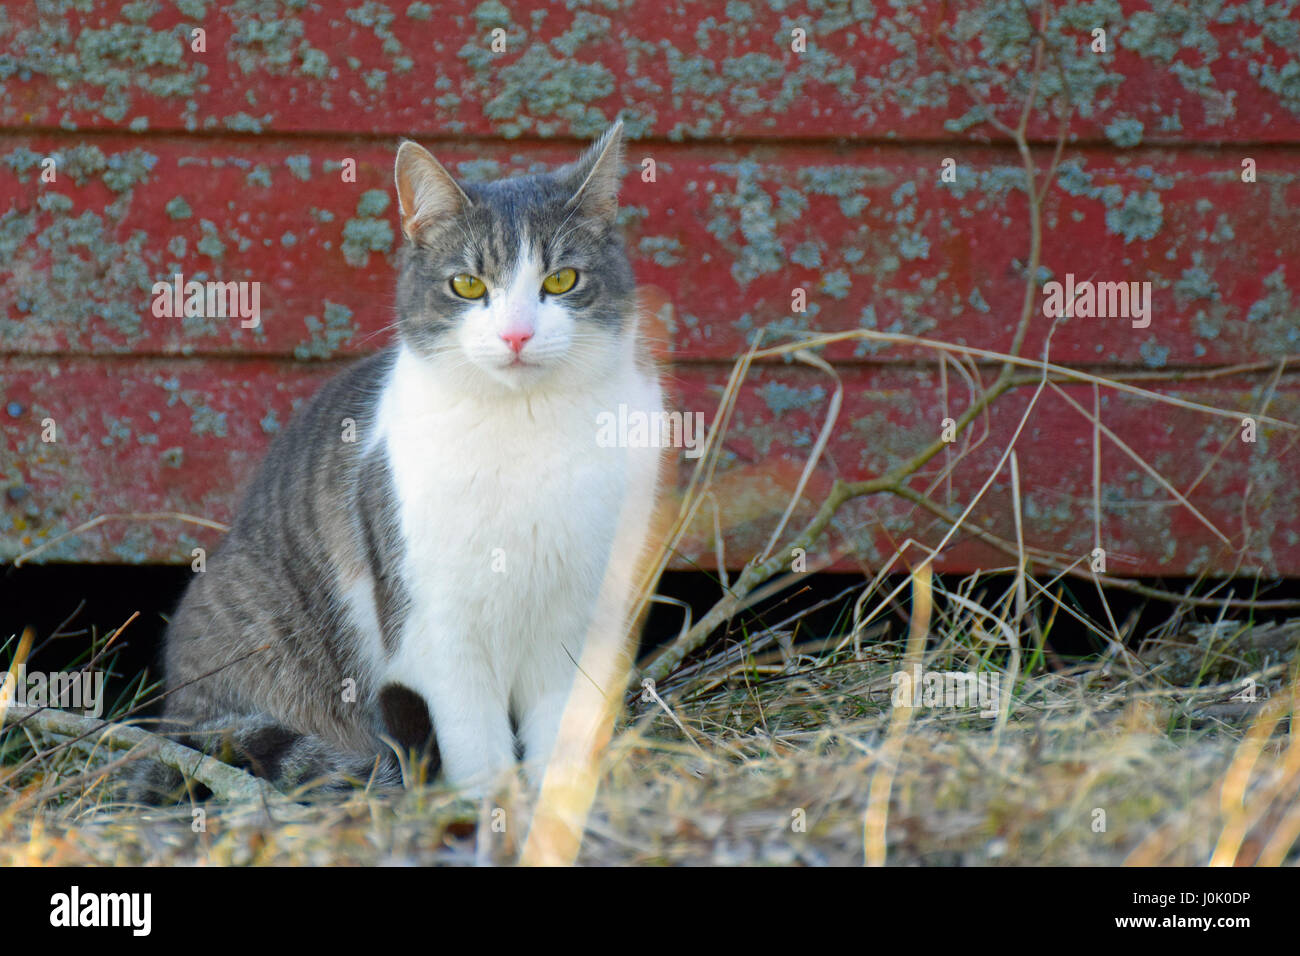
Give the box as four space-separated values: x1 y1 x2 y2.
473 348 558 384
503 353 540 369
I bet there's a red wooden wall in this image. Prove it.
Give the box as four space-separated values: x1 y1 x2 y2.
1 0 1298 576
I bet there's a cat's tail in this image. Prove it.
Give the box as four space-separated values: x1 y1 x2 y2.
125 713 404 805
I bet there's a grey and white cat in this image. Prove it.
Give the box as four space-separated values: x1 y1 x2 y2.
134 121 664 800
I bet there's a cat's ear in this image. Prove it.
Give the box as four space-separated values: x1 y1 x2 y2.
394 140 471 241
564 118 625 224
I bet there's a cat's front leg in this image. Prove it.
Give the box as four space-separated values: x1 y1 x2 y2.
516 687 570 785
390 641 515 794
516 664 618 787
429 681 516 795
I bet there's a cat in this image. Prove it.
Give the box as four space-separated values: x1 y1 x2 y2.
131 120 665 801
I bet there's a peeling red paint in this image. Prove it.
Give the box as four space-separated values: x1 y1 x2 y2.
2 137 1297 366
3 0 1299 143
2 1 1299 574
2 358 1296 574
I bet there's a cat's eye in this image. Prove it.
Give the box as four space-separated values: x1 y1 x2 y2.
451 273 487 299
542 268 578 295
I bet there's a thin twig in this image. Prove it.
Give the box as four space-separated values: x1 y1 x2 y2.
3 704 281 803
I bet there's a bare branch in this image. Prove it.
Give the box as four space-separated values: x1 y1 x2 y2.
3 704 282 804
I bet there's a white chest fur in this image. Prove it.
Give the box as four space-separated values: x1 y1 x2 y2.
372 345 662 787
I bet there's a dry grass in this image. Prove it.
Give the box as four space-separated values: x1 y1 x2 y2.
2 571 1297 867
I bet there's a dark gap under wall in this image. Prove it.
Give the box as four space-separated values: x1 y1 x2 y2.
2 564 1297 715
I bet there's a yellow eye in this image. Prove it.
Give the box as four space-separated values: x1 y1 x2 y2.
542 268 577 295
451 273 486 299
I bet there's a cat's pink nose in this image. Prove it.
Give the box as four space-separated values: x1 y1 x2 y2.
500 327 533 354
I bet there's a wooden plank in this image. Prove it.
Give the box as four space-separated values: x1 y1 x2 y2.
3 135 1297 366
2 1 1298 143
3 358 1297 574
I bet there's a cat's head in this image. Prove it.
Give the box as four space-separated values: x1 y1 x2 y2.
393 121 635 391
